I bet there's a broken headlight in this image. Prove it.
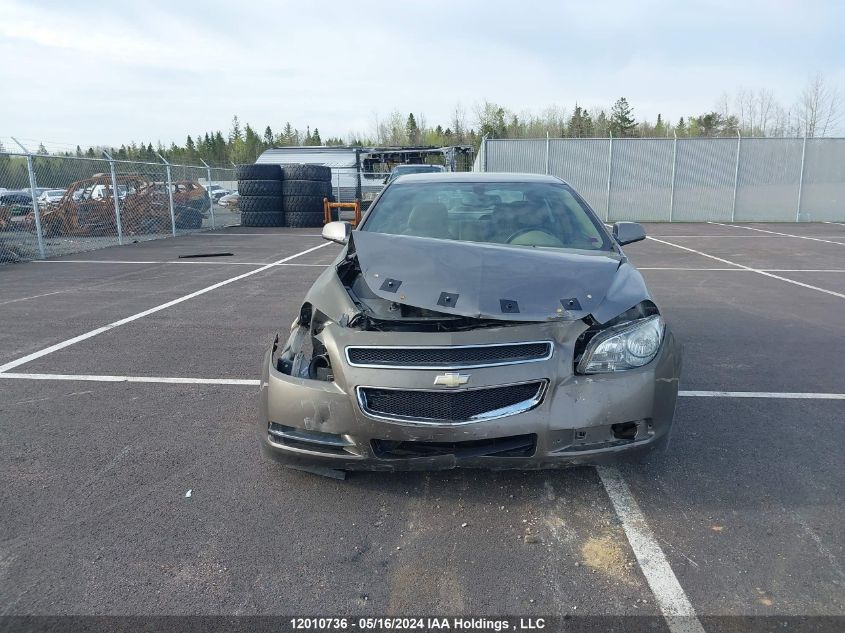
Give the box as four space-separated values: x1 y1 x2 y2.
577 315 664 374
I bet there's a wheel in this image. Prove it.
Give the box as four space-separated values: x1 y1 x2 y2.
239 180 284 196
241 211 285 227
283 179 332 197
175 207 203 229
283 195 324 214
238 195 283 213
141 216 170 234
283 164 331 181
236 163 282 181
285 211 324 228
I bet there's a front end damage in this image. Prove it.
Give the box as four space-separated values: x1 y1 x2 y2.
258 234 682 471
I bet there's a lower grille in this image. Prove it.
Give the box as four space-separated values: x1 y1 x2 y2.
372 434 536 459
357 381 546 424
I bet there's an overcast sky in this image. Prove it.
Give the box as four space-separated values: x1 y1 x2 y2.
1 0 843 150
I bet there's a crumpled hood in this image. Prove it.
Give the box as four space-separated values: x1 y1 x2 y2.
350 232 649 323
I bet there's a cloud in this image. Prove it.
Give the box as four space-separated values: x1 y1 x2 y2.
0 0 842 146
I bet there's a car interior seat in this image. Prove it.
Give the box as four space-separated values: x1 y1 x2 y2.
403 202 450 239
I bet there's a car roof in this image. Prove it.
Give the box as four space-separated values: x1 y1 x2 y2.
389 172 566 184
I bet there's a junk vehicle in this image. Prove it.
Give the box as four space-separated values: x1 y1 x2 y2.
258 172 682 472
28 175 207 237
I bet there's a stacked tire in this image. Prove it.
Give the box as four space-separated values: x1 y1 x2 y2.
237 163 284 227
282 164 333 228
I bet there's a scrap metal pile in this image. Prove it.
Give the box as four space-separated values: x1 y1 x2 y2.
25 174 208 237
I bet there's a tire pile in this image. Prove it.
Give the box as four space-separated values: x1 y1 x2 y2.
237 163 284 227
283 164 333 228
237 163 333 228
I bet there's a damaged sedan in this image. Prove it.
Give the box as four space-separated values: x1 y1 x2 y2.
259 173 681 471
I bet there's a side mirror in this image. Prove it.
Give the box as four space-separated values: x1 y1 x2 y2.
322 220 351 244
612 221 646 246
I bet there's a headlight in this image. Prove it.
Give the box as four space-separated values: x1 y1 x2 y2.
577 315 664 374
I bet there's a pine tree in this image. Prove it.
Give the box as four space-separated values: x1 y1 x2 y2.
609 98 636 137
676 117 687 137
568 104 594 138
654 114 666 137
229 115 243 143
263 126 273 146
282 122 295 145
405 113 420 145
311 128 321 145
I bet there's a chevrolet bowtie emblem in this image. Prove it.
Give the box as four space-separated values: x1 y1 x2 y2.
433 372 470 388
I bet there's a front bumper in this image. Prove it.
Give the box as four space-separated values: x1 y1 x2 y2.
257 322 682 471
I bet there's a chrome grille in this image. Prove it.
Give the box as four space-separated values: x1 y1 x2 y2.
356 381 547 424
345 341 552 369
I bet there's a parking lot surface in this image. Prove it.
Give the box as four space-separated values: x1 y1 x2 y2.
1 223 843 631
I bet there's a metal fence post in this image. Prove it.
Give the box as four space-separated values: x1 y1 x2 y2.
669 132 678 222
796 135 807 222
731 131 741 222
200 159 216 229
102 151 124 244
336 169 341 203
157 153 177 236
605 132 613 222
12 137 45 258
482 135 489 172
545 132 550 175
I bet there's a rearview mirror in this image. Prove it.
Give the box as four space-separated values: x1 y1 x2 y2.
612 221 646 246
322 220 351 244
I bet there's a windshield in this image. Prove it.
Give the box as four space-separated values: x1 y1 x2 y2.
361 181 611 251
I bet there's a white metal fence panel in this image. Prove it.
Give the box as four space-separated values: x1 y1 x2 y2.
609 139 674 222
800 139 845 221
548 139 610 218
672 138 737 222
735 138 803 222
486 139 546 174
480 136 845 223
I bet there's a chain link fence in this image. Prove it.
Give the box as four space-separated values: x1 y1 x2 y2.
0 151 237 264
479 136 845 222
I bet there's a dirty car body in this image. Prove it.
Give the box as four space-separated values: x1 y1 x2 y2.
259 173 681 471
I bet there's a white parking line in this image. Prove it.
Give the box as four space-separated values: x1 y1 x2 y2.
203 233 323 237
4 371 845 401
0 242 332 374
0 372 260 386
680 390 845 400
708 222 845 246
823 221 845 227
34 259 267 266
0 290 68 306
597 466 705 633
651 234 845 238
646 236 845 300
639 267 845 272
32 260 329 267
